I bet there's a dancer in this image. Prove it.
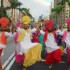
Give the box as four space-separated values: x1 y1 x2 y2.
11 16 42 70
32 23 40 43
0 17 13 70
38 24 45 52
13 20 25 64
40 20 62 69
56 25 64 55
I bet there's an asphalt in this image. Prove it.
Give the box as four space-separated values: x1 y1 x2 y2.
10 52 68 70
1 38 15 64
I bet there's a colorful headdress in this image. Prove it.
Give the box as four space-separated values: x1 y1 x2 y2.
0 17 9 28
66 18 70 27
21 16 31 25
45 20 54 30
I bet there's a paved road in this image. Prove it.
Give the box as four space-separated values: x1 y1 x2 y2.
1 38 15 64
10 53 68 70
1 38 15 70
10 62 67 70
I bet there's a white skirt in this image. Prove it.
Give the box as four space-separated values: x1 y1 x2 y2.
20 41 38 53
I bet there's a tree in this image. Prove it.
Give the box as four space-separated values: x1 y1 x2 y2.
51 4 64 25
6 0 32 20
17 2 22 19
17 8 32 18
52 4 63 14
61 0 66 5
6 0 22 21
0 0 9 18
21 8 32 18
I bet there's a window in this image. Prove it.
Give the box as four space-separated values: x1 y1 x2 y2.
66 10 69 12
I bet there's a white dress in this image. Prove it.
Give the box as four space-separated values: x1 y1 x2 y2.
13 32 21 55
56 29 64 35
40 30 59 53
65 32 70 49
45 33 59 53
17 27 38 53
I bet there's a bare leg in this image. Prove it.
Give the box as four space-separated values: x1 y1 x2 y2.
59 61 65 64
49 64 52 69
23 66 27 70
40 59 46 62
68 64 70 70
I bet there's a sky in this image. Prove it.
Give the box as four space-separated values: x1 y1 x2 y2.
19 0 52 18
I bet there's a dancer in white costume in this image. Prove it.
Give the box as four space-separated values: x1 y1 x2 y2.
11 16 42 70
40 20 62 69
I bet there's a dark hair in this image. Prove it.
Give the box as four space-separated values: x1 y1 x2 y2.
48 29 52 33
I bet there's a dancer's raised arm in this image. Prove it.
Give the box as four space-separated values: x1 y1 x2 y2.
11 18 17 29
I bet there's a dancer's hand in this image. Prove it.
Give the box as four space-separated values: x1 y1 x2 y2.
36 23 40 30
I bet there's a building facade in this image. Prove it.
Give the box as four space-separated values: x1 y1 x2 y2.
4 0 10 7
51 0 69 26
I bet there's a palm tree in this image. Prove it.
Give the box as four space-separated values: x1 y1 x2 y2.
20 8 32 18
6 0 32 21
52 4 63 14
5 0 22 21
0 0 8 18
51 4 64 24
17 3 22 19
61 0 66 5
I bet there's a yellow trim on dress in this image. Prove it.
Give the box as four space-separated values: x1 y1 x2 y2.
17 29 26 42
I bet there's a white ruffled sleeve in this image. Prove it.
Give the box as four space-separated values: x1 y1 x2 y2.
31 28 37 33
16 27 22 33
65 38 70 48
40 30 45 35
5 32 13 37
